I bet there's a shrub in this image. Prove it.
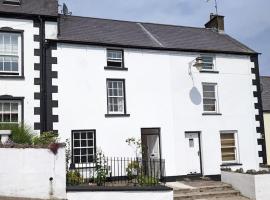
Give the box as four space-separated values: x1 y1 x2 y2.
235 168 244 173
66 171 83 185
137 175 159 186
0 123 34 145
126 161 140 181
94 168 108 186
32 131 58 145
221 167 232 172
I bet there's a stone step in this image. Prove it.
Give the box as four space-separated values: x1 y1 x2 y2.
174 189 240 200
174 184 232 194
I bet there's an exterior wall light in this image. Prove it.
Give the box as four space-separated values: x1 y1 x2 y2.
189 56 203 77
193 57 204 71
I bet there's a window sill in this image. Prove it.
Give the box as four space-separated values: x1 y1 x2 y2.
105 114 130 118
221 163 243 167
0 75 25 80
200 70 219 74
104 66 128 71
202 113 222 116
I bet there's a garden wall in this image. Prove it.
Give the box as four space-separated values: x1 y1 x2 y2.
0 147 66 199
221 171 270 200
67 190 173 200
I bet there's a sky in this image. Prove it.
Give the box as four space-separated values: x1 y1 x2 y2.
59 0 270 76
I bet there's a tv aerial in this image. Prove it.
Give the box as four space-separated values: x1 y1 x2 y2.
62 3 72 15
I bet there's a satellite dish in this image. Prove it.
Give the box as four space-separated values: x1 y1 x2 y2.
62 3 72 15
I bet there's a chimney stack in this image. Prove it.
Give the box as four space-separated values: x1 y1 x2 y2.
205 13 225 32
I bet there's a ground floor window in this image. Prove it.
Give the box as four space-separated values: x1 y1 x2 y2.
0 100 21 123
220 131 238 163
72 130 96 164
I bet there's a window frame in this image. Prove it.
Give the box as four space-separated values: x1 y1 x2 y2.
105 78 129 117
71 129 97 165
220 131 239 164
202 82 219 114
0 29 24 78
0 96 24 125
105 49 127 70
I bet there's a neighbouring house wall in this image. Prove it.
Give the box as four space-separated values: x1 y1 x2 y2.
53 44 260 176
67 191 173 200
0 147 66 199
0 17 40 131
264 112 270 165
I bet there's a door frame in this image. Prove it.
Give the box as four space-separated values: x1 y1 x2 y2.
185 131 203 175
141 128 162 161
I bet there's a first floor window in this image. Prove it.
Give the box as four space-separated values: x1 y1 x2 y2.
107 49 124 68
202 83 218 112
107 79 126 114
0 101 20 123
0 32 21 75
200 55 215 71
72 130 96 164
220 131 238 163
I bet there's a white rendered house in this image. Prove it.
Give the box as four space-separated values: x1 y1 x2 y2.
0 0 267 180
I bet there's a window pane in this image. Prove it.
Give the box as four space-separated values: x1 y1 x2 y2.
74 156 80 163
107 61 122 67
3 114 10 122
11 57 18 72
88 140 93 147
203 99 216 105
81 148 87 155
81 132 86 139
11 103 18 112
81 140 87 147
74 149 80 156
203 85 215 91
87 148 94 155
0 59 3 71
203 91 215 98
88 155 94 163
11 114 18 122
81 156 87 163
3 103 10 112
74 140 80 147
87 132 93 139
221 133 234 140
204 105 216 111
74 132 80 139
4 59 11 71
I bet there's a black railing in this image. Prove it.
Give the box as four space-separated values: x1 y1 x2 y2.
67 157 165 187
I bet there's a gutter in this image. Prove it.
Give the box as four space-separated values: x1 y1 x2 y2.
47 39 259 56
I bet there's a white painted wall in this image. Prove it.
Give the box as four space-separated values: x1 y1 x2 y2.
0 17 40 130
0 147 66 199
67 191 173 200
54 44 260 176
222 171 270 200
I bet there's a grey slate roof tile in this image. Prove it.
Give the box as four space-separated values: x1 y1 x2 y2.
261 76 270 111
0 0 58 17
58 15 256 54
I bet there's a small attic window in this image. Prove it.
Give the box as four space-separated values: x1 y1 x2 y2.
3 0 21 6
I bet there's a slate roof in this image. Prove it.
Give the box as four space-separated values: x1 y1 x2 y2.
261 76 270 111
58 15 256 54
0 0 58 17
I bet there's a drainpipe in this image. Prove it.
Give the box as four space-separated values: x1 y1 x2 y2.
38 16 47 133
